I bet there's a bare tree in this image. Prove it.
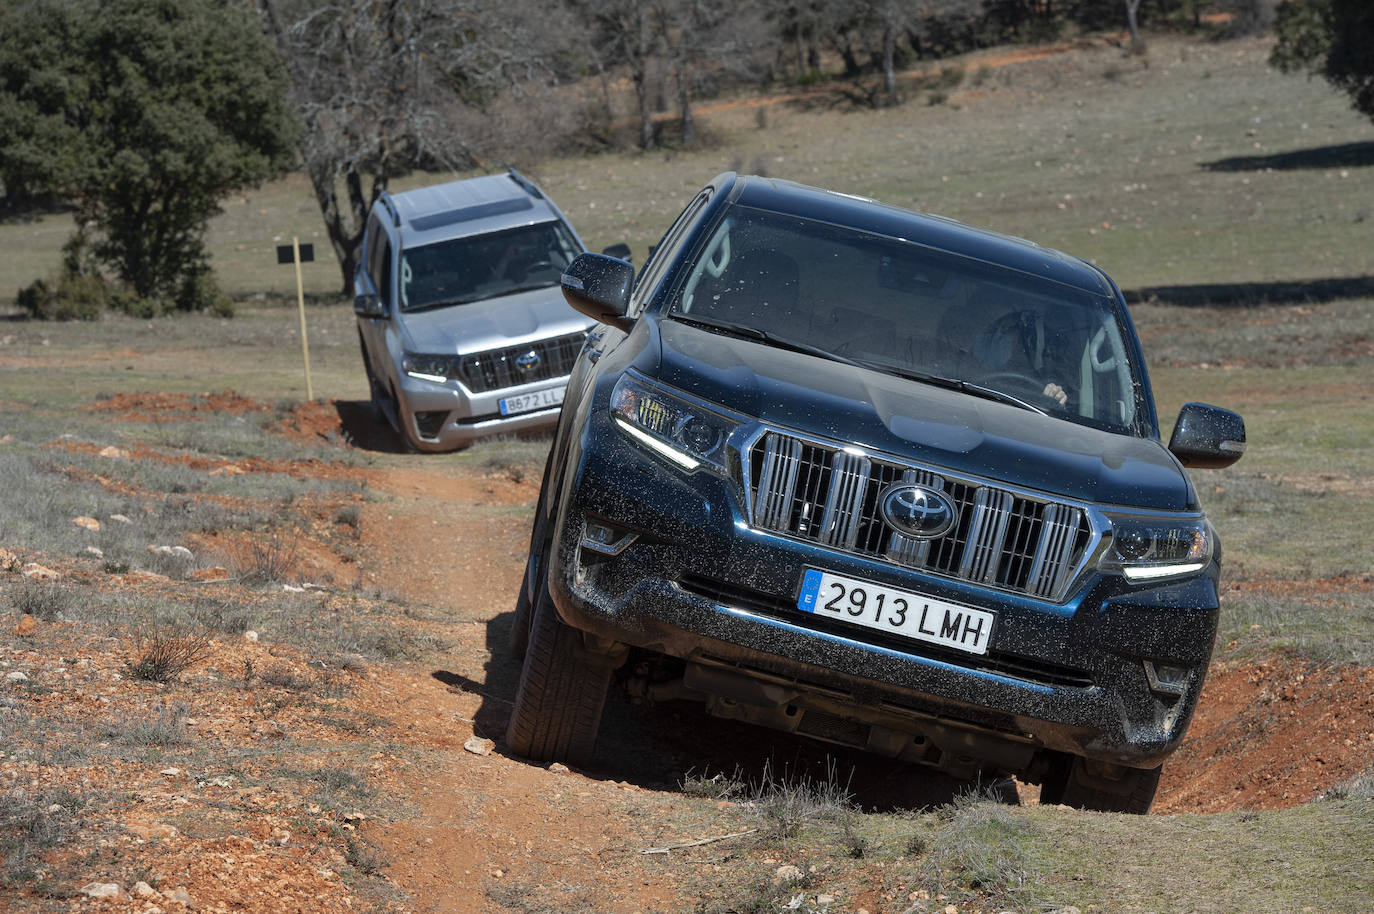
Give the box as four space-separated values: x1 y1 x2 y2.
577 0 661 150
258 0 576 291
655 0 771 146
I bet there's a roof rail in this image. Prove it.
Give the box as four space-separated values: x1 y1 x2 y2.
506 167 545 201
379 192 400 228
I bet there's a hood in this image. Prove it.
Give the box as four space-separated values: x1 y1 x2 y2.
395 287 592 354
649 320 1193 511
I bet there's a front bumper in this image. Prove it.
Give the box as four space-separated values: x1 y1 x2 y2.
547 410 1220 773
396 372 566 451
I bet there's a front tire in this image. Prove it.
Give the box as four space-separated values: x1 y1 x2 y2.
505 581 613 766
1040 756 1161 814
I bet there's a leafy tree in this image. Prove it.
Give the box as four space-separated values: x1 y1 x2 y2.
1271 0 1374 124
0 0 298 310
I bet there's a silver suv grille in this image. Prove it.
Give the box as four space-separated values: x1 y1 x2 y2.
459 331 585 393
746 431 1093 601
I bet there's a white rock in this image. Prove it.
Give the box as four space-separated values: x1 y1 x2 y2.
85 546 104 558
775 864 803 884
110 514 133 525
160 767 183 778
548 762 570 774
80 882 121 898
463 736 494 756
816 894 835 905
5 671 28 683
170 886 193 906
134 881 158 897
282 584 305 593
243 630 259 642
47 804 62 813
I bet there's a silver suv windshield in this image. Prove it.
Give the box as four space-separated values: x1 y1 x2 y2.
669 206 1143 434
399 220 581 313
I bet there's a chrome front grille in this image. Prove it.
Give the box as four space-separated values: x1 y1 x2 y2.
746 431 1093 601
458 331 585 393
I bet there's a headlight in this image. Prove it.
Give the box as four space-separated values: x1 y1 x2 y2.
1098 513 1212 582
610 374 738 474
402 353 456 383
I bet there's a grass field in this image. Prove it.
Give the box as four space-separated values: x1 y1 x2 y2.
2 30 1372 914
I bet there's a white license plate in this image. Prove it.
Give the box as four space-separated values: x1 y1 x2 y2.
797 568 994 655
499 386 565 417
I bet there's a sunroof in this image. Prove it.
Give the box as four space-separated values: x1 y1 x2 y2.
408 196 534 232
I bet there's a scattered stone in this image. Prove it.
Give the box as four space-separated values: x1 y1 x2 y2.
210 464 246 476
816 894 835 905
5 671 29 683
22 563 59 580
169 886 194 907
85 545 104 558
190 566 229 582
98 446 130 459
146 544 193 559
80 882 121 899
72 515 101 531
134 881 158 897
547 762 570 774
201 775 236 788
775 864 803 884
126 822 179 840
463 736 495 756
0 549 21 573
160 767 183 779
282 584 305 593
110 513 134 525
243 630 259 643
13 614 36 637
1049 908 1081 914
271 827 291 845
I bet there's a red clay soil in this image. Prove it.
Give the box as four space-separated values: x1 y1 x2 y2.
85 391 271 422
1156 654 1374 813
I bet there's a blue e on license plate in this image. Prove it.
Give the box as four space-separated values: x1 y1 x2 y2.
797 568 994 655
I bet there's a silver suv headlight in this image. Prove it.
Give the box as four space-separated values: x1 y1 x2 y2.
610 374 739 475
402 353 457 383
1097 513 1213 583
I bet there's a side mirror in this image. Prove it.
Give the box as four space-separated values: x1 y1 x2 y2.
601 242 633 264
353 293 385 318
561 253 635 332
1168 402 1246 469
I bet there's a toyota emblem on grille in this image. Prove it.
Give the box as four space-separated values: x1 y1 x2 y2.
514 350 541 372
880 484 956 539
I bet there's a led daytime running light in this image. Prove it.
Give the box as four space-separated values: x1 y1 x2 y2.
613 416 700 470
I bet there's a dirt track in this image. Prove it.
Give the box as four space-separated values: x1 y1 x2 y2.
6 392 1373 913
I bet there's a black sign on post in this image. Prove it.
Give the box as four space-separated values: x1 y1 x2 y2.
276 243 314 264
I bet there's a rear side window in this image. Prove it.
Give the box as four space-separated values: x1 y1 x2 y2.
368 221 393 307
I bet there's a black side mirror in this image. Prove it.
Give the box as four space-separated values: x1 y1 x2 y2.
353 293 385 318
562 253 635 332
601 242 632 264
1168 402 1246 469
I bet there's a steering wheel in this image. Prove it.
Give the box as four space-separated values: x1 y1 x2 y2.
980 370 1043 390
515 259 557 281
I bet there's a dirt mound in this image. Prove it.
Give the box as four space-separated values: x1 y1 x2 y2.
1156 654 1374 813
270 399 352 448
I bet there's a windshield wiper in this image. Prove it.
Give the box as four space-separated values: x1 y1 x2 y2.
668 313 866 370
858 361 1048 416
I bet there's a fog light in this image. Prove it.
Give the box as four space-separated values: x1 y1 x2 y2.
582 520 638 556
1144 661 1191 698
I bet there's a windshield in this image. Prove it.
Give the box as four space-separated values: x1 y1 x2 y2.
669 206 1144 433
399 220 581 313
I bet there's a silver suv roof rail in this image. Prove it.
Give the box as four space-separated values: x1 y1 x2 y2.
507 167 545 201
378 192 401 228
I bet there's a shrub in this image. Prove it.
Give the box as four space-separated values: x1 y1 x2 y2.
124 626 213 683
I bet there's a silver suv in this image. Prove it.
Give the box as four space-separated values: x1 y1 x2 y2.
353 169 625 451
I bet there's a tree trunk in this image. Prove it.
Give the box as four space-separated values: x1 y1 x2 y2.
1125 0 1142 48
308 162 370 295
633 65 654 151
882 24 896 105
677 68 694 147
